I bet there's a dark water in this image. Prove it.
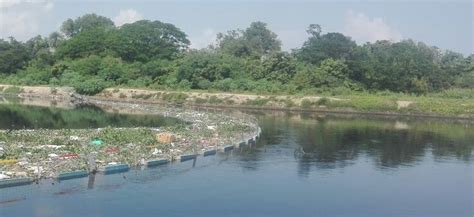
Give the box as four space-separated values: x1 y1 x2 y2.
0 104 183 129
0 107 473 217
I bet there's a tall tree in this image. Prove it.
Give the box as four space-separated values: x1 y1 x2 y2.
55 28 118 59
217 21 281 58
297 25 357 65
0 38 30 74
25 35 53 68
243 21 281 56
47 32 65 51
60 13 115 38
116 20 190 62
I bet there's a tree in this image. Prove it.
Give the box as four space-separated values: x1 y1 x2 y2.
24 35 53 68
217 21 281 58
55 28 118 59
60 13 115 38
115 20 190 61
216 30 252 58
454 55 474 88
292 59 355 90
297 25 357 65
313 58 354 88
176 51 233 89
47 32 65 50
243 21 281 56
257 52 297 83
306 24 321 38
0 38 29 74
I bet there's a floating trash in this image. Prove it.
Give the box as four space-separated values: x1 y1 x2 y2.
90 138 104 146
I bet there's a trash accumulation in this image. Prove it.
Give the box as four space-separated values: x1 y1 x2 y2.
0 99 260 180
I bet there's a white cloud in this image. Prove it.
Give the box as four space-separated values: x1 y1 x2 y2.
114 9 143 27
0 0 54 40
189 28 217 49
344 10 402 43
0 0 22 9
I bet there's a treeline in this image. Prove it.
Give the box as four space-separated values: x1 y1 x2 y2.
0 13 472 95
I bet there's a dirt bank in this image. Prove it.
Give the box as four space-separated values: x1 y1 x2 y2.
1 85 473 119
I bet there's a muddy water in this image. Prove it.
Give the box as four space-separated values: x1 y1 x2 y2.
0 108 473 217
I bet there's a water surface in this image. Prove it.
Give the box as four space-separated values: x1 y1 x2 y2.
0 103 183 129
0 107 473 217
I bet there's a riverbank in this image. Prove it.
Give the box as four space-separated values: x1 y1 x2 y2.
1 84 472 119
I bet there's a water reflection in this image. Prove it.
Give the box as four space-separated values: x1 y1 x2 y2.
0 104 183 129
249 112 473 176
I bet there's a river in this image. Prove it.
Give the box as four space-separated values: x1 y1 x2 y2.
0 104 472 217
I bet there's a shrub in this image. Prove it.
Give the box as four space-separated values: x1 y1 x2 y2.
245 98 270 106
73 79 107 95
317 97 329 105
194 97 207 104
284 99 295 108
208 96 223 104
301 99 313 109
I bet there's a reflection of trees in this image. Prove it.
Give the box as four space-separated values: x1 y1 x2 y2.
239 112 473 176
235 111 295 171
0 104 182 129
293 116 473 174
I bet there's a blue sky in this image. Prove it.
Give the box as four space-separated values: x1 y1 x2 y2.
1 0 472 55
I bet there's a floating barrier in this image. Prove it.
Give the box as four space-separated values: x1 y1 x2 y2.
203 149 217 157
180 154 198 162
146 159 170 167
57 170 89 181
0 177 33 188
220 145 234 152
100 164 130 175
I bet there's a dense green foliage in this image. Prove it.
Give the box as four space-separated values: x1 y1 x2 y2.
0 13 472 95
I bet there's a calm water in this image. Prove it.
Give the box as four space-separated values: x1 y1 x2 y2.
0 106 473 217
0 104 183 129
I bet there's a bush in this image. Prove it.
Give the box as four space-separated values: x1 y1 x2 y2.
73 79 107 95
301 99 313 109
245 98 270 106
317 97 329 105
197 79 212 89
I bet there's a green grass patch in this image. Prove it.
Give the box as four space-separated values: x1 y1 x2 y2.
3 86 22 94
245 98 271 106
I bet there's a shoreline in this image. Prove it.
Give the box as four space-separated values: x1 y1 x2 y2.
88 95 474 121
1 84 473 121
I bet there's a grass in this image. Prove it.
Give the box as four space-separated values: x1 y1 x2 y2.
245 98 271 106
153 89 474 117
2 86 22 94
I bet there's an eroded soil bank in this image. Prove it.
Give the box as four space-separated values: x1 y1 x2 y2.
1 84 473 119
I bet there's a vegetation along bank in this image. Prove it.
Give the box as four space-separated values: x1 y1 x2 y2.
0 13 472 110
